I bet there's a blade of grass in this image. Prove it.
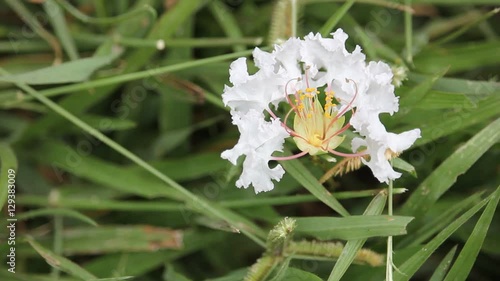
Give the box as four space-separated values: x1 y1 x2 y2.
208 0 245 52
399 68 447 109
4 207 98 226
0 68 266 247
429 245 457 281
410 95 500 146
31 141 184 200
51 214 63 280
83 231 225 277
30 226 183 255
409 0 500 4
55 0 157 25
328 190 387 281
401 118 500 217
18 189 405 212
319 0 355 37
409 73 500 97
414 41 500 74
280 158 349 216
43 0 79 60
404 0 413 63
27 238 98 281
0 143 17 211
294 215 413 240
433 8 499 45
3 48 255 106
5 0 62 63
0 52 121 85
73 32 263 48
393 192 492 281
396 191 483 249
442 186 499 281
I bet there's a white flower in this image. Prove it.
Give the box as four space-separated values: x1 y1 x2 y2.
221 110 289 193
221 29 421 192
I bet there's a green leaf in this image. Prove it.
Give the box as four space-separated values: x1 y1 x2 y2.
0 142 17 211
294 215 413 240
27 238 98 280
280 267 323 281
409 95 499 146
429 245 457 281
0 271 79 281
392 157 417 177
410 0 500 5
396 192 483 249
409 73 500 97
43 0 79 60
401 118 500 217
393 193 492 281
31 141 184 200
204 268 247 281
328 190 387 281
414 41 500 74
281 159 349 216
416 91 474 110
399 68 447 109
47 226 181 255
319 0 355 37
0 53 121 85
13 208 98 226
163 264 193 281
84 231 225 277
443 186 500 281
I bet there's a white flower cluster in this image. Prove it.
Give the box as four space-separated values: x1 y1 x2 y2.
221 29 421 193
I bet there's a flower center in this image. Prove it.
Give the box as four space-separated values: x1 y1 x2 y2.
310 133 323 147
289 86 346 156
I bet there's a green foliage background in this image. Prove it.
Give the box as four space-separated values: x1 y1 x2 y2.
0 0 498 280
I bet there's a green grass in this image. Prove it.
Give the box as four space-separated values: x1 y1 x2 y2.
0 1 498 280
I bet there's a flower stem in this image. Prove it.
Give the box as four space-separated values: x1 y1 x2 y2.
386 159 394 281
404 0 413 63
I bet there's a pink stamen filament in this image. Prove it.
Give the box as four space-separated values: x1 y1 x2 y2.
266 108 278 119
284 78 301 115
325 79 358 132
327 149 367 158
322 121 352 144
272 150 308 161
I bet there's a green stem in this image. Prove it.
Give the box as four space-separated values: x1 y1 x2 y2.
433 7 499 46
319 0 355 37
208 1 245 52
43 0 79 60
50 214 63 280
0 67 266 248
404 0 413 63
74 33 263 48
386 160 394 281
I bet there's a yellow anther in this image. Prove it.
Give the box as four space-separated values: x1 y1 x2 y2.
325 90 335 96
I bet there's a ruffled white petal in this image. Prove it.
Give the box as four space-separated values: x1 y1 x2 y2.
221 110 289 193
